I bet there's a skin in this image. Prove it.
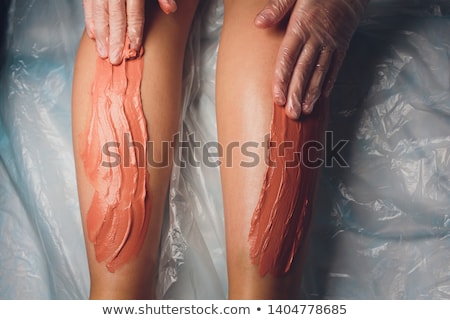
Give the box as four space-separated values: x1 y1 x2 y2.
73 0 327 299
217 0 326 299
72 0 199 299
83 0 178 65
84 0 366 116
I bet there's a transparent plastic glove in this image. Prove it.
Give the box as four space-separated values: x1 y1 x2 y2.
83 0 178 65
255 0 369 119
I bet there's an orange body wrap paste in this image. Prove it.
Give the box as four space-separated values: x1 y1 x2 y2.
249 102 326 276
82 49 149 272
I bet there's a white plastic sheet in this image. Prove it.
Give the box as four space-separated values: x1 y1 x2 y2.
1 0 450 299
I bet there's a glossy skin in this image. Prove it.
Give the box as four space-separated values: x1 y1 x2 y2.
83 0 368 115
73 0 198 299
217 0 326 299
72 0 363 299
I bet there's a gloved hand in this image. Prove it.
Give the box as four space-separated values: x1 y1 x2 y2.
255 0 369 119
83 0 178 65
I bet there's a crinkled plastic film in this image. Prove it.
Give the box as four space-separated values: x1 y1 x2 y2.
1 0 450 299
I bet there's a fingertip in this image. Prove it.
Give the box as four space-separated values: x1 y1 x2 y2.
254 15 269 28
161 0 177 14
303 89 320 114
302 102 314 115
161 7 172 14
170 2 178 13
86 26 95 39
286 109 300 120
128 38 141 53
109 58 121 65
324 82 334 98
273 87 287 106
254 9 274 28
254 17 265 28
126 42 142 60
286 100 301 119
97 43 108 59
274 96 286 107
110 51 123 65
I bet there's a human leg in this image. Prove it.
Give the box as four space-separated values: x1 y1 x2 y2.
72 0 198 299
217 0 327 299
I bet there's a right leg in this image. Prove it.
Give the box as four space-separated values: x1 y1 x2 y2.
72 0 198 299
217 0 327 299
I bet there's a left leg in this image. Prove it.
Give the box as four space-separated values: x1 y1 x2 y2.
72 0 199 299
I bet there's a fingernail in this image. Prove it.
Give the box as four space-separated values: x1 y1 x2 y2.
302 102 313 114
128 36 142 54
127 48 138 60
110 48 122 65
97 42 107 58
86 25 95 39
274 89 286 106
169 0 178 12
126 40 138 59
162 0 177 14
287 100 300 119
256 9 274 26
303 90 320 113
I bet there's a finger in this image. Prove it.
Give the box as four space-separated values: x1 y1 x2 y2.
83 0 95 38
302 46 334 114
323 49 346 98
158 0 177 14
285 40 321 119
94 0 109 58
127 0 145 55
255 0 296 28
108 0 126 65
272 17 307 106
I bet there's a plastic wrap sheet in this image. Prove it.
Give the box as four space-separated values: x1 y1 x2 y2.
1 0 450 299
0 0 88 298
304 1 450 299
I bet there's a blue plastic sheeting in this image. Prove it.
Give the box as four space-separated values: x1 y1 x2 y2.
1 0 450 299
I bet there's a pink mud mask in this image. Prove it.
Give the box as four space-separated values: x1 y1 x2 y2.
82 48 150 272
249 102 326 276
